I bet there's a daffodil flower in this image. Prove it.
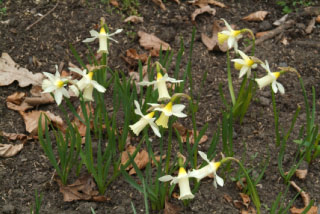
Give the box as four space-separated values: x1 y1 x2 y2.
231 50 258 78
82 27 123 54
129 100 161 137
188 151 224 188
218 19 243 52
148 102 187 128
138 72 183 101
42 65 70 105
68 67 106 101
159 167 194 200
255 61 285 94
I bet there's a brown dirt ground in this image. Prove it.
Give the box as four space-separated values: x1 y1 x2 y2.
1 0 320 213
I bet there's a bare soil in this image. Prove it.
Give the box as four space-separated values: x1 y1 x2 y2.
1 0 320 213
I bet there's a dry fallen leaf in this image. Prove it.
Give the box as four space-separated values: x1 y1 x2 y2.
124 16 144 23
289 181 318 214
295 169 308 180
173 122 208 144
242 11 269 22
290 206 318 214
20 110 64 135
239 193 250 208
223 194 233 203
273 14 288 26
236 177 247 190
56 174 110 202
316 15 320 23
0 53 44 87
152 0 166 10
191 6 216 22
305 17 316 34
0 132 34 142
0 143 24 157
189 0 226 8
138 31 171 56
121 145 149 175
201 20 235 52
6 92 33 112
110 0 119 7
123 48 148 67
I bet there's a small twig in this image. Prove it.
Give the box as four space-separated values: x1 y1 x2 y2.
293 40 320 48
244 20 295 53
25 2 59 31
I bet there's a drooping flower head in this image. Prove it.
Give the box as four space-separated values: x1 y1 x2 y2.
82 26 123 54
42 65 70 105
255 61 285 94
231 50 259 78
138 63 183 101
188 151 224 188
68 67 106 101
129 100 161 137
159 167 194 200
218 19 243 53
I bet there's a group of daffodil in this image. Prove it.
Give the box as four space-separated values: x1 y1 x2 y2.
38 18 291 209
218 19 286 96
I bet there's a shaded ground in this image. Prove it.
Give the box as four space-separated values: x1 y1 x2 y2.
1 0 320 213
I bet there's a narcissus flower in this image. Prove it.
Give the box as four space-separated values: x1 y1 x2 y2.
129 100 161 137
42 65 70 105
159 167 194 200
255 61 285 94
82 27 123 54
218 19 243 52
188 151 224 188
149 101 187 128
69 67 106 101
139 72 183 101
231 50 258 78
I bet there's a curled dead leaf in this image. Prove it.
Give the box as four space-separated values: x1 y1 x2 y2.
0 132 34 142
189 0 226 8
110 0 119 7
0 143 24 157
316 15 320 23
256 31 270 39
295 169 308 180
290 206 318 214
191 6 216 22
124 16 144 23
138 31 171 56
223 194 232 203
0 53 44 87
242 11 269 22
6 92 33 112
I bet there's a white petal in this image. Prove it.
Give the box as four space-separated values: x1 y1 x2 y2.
89 30 99 37
133 100 143 116
159 175 173 182
83 85 94 101
54 90 63 105
231 59 245 64
42 85 56 93
221 19 233 31
238 50 248 61
61 88 70 98
239 66 249 78
82 37 97 43
227 37 234 49
172 104 185 113
172 112 187 118
91 80 106 93
272 81 278 93
198 151 210 163
277 82 285 94
69 67 85 76
149 121 161 137
215 174 224 187
138 80 156 86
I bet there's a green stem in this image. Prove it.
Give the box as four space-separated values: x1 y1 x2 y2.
226 50 236 105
